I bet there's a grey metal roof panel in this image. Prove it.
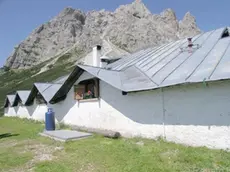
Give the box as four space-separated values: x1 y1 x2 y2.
78 65 122 90
139 39 191 77
210 41 230 80
76 72 96 84
188 38 230 83
113 48 153 70
106 49 146 70
120 66 157 91
8 95 16 106
78 64 158 92
153 29 216 85
138 41 183 70
4 95 16 107
34 83 62 102
53 74 70 84
160 31 213 86
16 91 31 105
107 43 172 71
77 27 230 92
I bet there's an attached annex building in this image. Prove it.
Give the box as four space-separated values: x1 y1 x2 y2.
4 27 230 149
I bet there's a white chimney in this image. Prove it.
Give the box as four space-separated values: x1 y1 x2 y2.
93 45 102 67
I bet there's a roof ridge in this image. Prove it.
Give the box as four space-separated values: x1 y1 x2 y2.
132 65 159 86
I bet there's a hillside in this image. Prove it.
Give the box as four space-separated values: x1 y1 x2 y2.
5 0 200 69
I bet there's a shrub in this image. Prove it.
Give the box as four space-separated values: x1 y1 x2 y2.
3 66 10 72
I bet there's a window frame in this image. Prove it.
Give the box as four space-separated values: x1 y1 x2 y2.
74 78 99 101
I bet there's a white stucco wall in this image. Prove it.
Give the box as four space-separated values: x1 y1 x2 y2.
54 75 230 149
50 72 164 139
4 107 9 116
17 105 31 119
12 101 47 122
4 107 17 117
163 81 230 149
30 103 47 122
52 85 164 139
8 71 230 149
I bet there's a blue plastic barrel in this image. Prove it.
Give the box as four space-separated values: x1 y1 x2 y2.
45 108 55 131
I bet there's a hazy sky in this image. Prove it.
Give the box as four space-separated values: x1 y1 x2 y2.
0 0 229 67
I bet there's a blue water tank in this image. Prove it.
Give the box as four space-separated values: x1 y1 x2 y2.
45 108 55 131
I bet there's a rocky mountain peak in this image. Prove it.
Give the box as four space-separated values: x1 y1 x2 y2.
160 8 177 21
5 1 201 69
59 7 76 16
182 12 196 23
179 11 200 38
54 8 86 24
115 0 151 18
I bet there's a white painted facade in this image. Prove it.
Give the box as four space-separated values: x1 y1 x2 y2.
7 72 230 149
51 72 230 149
31 103 47 122
4 101 47 122
4 107 17 117
16 105 31 119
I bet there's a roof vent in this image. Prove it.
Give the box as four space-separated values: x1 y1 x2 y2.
221 28 229 39
187 38 193 47
180 37 201 53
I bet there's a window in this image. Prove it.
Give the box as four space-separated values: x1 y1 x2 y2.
74 79 99 100
35 92 46 104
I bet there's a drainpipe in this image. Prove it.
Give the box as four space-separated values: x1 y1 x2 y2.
203 78 207 87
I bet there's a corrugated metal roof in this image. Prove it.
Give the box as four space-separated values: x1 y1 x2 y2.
78 27 230 92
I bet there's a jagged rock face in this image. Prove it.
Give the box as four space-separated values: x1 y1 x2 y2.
179 12 200 38
5 0 201 69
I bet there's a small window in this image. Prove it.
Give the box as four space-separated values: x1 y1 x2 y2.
35 92 46 104
74 79 99 100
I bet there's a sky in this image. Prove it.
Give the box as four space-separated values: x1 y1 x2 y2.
0 0 229 67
